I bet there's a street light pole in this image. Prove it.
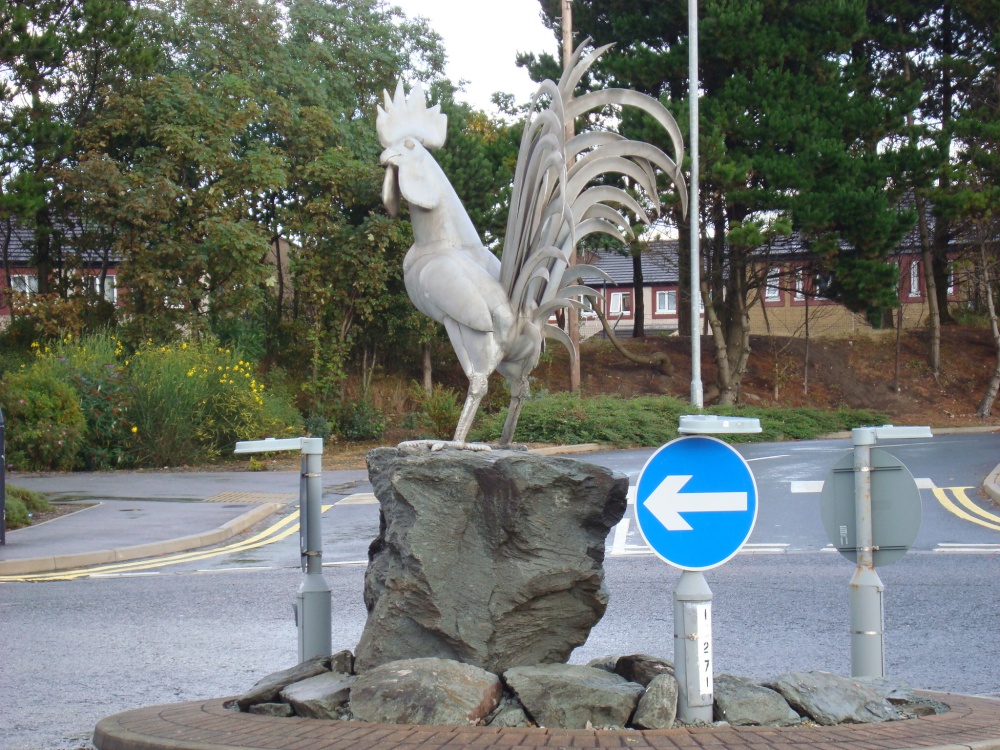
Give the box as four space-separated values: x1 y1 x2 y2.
688 0 703 408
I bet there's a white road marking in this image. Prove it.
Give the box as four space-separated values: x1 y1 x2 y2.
611 517 631 556
791 478 935 493
933 543 1000 554
337 493 377 505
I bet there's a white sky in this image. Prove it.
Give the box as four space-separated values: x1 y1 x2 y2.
391 0 559 112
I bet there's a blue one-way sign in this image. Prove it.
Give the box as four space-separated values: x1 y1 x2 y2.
636 435 758 571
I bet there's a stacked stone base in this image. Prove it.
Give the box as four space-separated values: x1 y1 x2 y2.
233 650 946 730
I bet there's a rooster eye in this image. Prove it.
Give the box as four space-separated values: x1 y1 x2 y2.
404 139 415 149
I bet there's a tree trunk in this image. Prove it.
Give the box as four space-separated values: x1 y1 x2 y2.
676 207 691 337
976 241 1000 417
631 250 645 338
916 194 941 376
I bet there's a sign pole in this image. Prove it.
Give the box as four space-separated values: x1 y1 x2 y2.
234 437 331 663
674 570 713 723
849 427 884 677
688 0 703 408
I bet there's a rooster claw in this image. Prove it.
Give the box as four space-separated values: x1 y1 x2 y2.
398 440 493 454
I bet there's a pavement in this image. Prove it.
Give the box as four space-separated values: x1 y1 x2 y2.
4 443 1000 750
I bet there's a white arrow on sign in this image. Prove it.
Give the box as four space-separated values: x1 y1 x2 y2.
644 475 748 531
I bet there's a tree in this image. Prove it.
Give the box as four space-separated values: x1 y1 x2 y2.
531 0 917 404
0 0 148 296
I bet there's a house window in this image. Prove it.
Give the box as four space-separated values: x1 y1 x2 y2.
10 275 38 296
794 269 806 301
655 290 677 314
609 291 631 316
83 274 117 303
765 269 781 301
909 260 921 298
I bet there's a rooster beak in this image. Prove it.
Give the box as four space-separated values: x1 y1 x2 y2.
379 147 400 166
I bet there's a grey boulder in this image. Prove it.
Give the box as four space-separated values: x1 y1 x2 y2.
504 664 644 729
713 674 800 726
355 448 628 673
631 673 679 729
349 658 502 726
279 672 355 719
614 654 674 687
765 671 902 725
235 654 335 711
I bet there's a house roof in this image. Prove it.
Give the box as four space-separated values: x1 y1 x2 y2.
1 217 116 266
579 242 681 286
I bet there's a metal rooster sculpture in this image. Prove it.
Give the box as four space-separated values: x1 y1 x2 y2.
377 42 687 448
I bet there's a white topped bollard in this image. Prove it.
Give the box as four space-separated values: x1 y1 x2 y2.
235 437 330 662
636 415 761 724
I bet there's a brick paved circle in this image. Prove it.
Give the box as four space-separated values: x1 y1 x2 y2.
91 692 1000 750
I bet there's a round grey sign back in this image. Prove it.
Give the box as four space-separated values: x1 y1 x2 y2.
820 448 922 566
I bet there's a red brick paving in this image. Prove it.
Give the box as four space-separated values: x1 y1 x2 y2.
92 692 1000 750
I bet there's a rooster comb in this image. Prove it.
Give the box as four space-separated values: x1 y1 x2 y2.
377 81 448 150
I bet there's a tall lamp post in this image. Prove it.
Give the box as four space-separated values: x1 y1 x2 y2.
689 0 703 408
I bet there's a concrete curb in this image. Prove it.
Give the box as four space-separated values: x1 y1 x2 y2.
0 502 282 577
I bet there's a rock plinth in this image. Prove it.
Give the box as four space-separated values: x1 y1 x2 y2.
354 448 628 674
279 672 355 720
631 673 679 729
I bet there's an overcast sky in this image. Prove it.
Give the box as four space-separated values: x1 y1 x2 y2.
390 0 559 112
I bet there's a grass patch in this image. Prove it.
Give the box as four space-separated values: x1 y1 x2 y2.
4 485 53 530
470 392 886 447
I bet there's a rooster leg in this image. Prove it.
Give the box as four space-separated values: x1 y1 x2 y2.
444 319 496 444
498 372 530 448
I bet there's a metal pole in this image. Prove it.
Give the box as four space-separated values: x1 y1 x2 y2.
688 0 703 408
297 437 331 662
674 570 713 723
562 0 581 395
1 404 6 546
850 427 884 677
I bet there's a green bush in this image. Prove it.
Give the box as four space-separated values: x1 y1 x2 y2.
44 333 135 470
3 486 52 530
411 384 462 439
1 364 86 471
470 392 886 447
340 399 386 441
128 339 302 466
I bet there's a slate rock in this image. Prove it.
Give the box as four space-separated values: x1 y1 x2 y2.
614 654 674 687
349 657 502 726
236 654 333 710
631 673 679 729
713 674 800 726
248 702 294 717
280 672 355 719
355 448 628 673
586 655 620 673
765 671 902 725
504 664 644 729
487 698 533 728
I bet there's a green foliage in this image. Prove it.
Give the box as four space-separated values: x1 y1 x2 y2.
3 485 53 530
409 383 462 439
339 399 386 442
471 392 885 447
1 363 86 471
128 339 302 466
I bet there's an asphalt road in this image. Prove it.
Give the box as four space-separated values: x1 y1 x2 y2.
3 433 1000 750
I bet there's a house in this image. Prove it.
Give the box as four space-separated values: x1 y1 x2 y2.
578 229 965 340
0 218 119 319
0 219 295 321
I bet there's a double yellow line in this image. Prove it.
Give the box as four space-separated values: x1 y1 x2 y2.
0 505 332 583
933 487 1000 531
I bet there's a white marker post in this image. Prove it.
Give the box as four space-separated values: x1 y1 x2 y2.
234 437 330 662
674 570 714 723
